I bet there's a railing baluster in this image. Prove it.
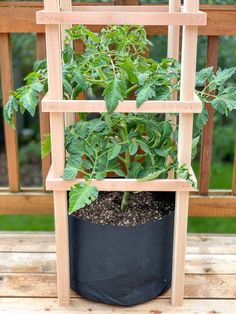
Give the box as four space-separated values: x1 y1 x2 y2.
37 33 51 190
199 36 218 195
0 33 20 192
232 139 236 195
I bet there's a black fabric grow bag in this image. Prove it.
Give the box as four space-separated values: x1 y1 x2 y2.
68 192 175 306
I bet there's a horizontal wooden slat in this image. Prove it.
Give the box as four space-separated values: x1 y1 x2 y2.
46 166 196 192
185 254 236 274
72 5 169 12
1 252 235 275
0 192 53 215
0 232 235 254
189 195 236 217
0 272 235 299
42 97 202 113
0 232 55 253
36 8 207 26
0 4 236 35
0 298 235 314
186 234 236 255
0 252 55 273
0 191 236 216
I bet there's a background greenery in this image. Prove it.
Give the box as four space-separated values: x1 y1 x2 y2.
0 0 235 233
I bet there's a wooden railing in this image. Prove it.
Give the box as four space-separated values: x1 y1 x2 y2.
0 1 236 216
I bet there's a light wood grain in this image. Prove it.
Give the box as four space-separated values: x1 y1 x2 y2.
37 33 51 190
0 232 55 253
172 0 199 306
60 0 75 127
0 272 235 299
0 252 56 273
1 4 236 35
0 33 20 192
44 0 70 305
167 0 180 61
0 232 235 254
42 98 202 113
166 0 180 179
0 298 235 314
36 9 207 26
1 252 235 275
46 166 196 192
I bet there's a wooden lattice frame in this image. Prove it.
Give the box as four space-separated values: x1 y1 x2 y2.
37 0 206 307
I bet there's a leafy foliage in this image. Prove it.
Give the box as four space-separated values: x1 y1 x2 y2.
69 183 98 214
41 134 51 159
64 113 195 211
195 67 236 130
3 25 236 213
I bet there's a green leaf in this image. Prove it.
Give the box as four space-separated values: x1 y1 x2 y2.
192 135 200 150
195 67 214 85
128 141 138 155
83 28 99 43
119 57 138 83
211 87 236 115
3 96 19 128
213 68 236 86
34 59 47 72
103 78 127 113
63 155 82 180
196 106 209 129
63 79 73 96
137 72 151 85
138 168 168 182
129 161 142 178
72 70 87 91
41 134 51 159
136 82 156 107
112 168 126 177
32 82 44 92
176 164 196 188
136 139 150 154
108 143 121 160
20 89 38 116
62 44 74 63
69 183 98 214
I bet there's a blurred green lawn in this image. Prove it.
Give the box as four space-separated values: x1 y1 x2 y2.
0 161 235 233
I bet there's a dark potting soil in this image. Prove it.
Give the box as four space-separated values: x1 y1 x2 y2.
73 192 175 226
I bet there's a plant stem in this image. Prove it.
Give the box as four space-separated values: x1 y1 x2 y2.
121 191 129 211
120 120 131 211
127 84 138 95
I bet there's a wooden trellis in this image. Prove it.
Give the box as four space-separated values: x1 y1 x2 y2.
36 0 206 307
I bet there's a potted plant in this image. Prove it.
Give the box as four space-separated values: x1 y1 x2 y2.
4 25 236 306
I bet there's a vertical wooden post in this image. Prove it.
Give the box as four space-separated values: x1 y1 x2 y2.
44 0 70 306
0 33 20 192
171 0 199 306
37 33 51 190
167 0 180 61
199 36 218 195
167 0 180 179
60 0 75 127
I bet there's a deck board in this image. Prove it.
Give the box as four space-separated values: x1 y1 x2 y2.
0 232 235 313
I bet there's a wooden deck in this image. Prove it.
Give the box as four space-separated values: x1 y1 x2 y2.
0 232 235 313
